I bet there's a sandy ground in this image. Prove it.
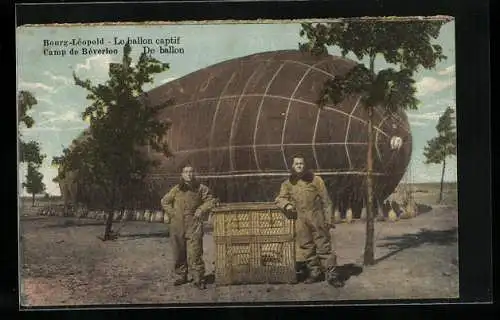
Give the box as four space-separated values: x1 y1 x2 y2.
19 203 459 307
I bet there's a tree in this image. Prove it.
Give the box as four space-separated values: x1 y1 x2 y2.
423 106 457 203
18 90 47 203
53 43 173 241
20 140 45 166
23 163 46 206
18 91 45 166
18 90 37 129
298 18 449 265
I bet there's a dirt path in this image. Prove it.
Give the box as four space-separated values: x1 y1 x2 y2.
19 206 458 306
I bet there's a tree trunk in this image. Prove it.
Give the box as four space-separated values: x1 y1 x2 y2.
32 193 35 207
104 208 115 240
439 158 446 204
363 107 375 266
103 185 116 241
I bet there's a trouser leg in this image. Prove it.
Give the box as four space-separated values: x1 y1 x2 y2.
325 229 338 270
186 217 205 283
171 231 187 280
296 217 321 275
187 232 205 282
311 221 334 272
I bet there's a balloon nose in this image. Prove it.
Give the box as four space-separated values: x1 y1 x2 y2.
390 136 403 150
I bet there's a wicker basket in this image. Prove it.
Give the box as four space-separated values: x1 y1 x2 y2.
212 202 296 285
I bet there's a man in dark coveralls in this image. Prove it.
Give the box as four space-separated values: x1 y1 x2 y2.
161 165 217 289
275 154 342 286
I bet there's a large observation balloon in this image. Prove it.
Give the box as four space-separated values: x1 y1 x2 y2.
59 50 412 217
140 50 413 214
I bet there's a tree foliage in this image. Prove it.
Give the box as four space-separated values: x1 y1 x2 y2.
20 140 45 166
298 18 449 265
317 65 419 113
18 90 46 201
23 163 46 205
18 90 46 166
52 43 174 239
18 90 38 129
423 106 456 203
23 163 46 194
67 44 173 190
299 20 447 71
423 106 457 164
299 19 448 110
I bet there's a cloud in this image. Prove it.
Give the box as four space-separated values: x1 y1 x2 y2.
20 126 87 133
409 120 429 127
416 76 455 97
36 110 83 126
160 76 178 84
437 65 455 76
37 96 55 106
43 71 72 86
38 111 58 122
421 97 456 110
39 111 56 117
18 81 55 94
407 111 442 121
19 73 72 98
22 109 87 133
74 55 119 82
75 55 114 72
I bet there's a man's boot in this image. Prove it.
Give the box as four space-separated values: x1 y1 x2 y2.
326 266 345 288
303 268 323 284
173 275 188 286
192 275 206 290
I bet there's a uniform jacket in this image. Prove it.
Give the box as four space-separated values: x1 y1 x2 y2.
275 170 333 224
160 178 216 236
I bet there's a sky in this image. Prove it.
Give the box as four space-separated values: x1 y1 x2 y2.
16 19 457 196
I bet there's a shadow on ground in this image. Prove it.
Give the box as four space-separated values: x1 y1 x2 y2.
20 217 48 222
416 203 433 214
204 273 215 284
375 227 458 264
202 264 362 287
333 263 364 282
294 262 363 286
118 231 170 240
42 220 105 228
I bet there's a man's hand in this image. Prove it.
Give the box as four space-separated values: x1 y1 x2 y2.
284 204 297 219
164 214 171 224
194 209 203 220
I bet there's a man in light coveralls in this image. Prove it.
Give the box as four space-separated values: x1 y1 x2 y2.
161 165 217 289
275 154 342 286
